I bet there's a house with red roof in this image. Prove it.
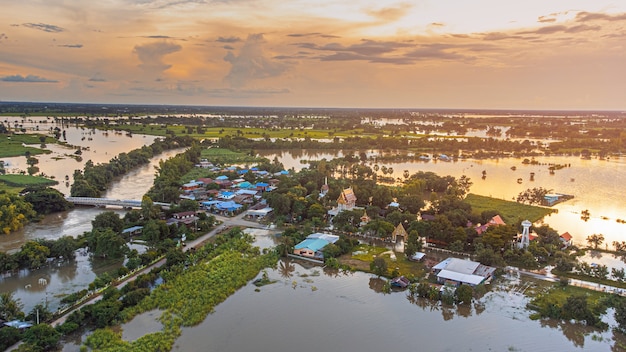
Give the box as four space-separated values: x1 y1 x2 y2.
475 215 506 235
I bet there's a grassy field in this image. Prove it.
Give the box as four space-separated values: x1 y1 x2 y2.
464 193 556 223
201 147 264 164
339 244 426 279
0 174 58 187
0 134 51 158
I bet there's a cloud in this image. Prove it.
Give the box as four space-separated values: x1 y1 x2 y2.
89 77 107 82
297 39 413 56
223 45 235 50
133 41 182 73
22 23 64 33
517 24 601 36
576 11 626 22
287 33 340 39
538 16 556 23
142 35 173 39
0 33 6 42
223 33 288 88
0 74 58 83
216 36 241 43
58 44 84 48
365 3 412 22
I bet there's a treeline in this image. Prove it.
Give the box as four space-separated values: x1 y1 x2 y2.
70 135 196 197
216 135 549 158
145 143 202 203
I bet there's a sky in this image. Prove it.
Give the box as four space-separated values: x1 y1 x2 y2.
1 0 625 110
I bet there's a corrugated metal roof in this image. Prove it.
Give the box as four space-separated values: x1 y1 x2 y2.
437 269 485 286
294 238 330 252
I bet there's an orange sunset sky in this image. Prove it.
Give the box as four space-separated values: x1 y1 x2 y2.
1 1 625 109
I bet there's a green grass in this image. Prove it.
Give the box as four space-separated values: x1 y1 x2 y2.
0 174 58 187
201 147 262 164
528 283 609 315
347 244 426 279
464 193 556 223
0 134 51 158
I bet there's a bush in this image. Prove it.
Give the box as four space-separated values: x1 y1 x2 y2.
56 321 80 335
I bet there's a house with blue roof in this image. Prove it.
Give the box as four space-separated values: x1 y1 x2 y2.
293 233 340 259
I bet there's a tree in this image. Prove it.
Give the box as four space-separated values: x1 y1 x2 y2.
23 187 73 214
615 297 626 332
561 295 597 326
92 211 124 233
88 228 127 258
0 292 24 321
404 230 422 257
370 257 388 277
26 303 53 324
456 284 473 304
19 241 50 269
586 234 604 249
50 236 77 260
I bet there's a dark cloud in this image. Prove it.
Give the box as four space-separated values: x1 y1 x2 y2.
223 33 288 88
0 33 7 42
430 22 445 27
223 45 234 50
576 11 626 22
297 39 413 56
22 23 64 33
287 33 340 39
538 16 556 23
1 74 58 83
89 77 107 82
216 36 241 43
133 41 182 73
288 33 322 38
480 32 530 41
516 23 601 36
143 35 172 39
58 44 83 48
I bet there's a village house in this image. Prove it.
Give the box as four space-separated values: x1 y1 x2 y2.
168 211 199 226
474 215 506 235
293 233 340 259
432 257 495 287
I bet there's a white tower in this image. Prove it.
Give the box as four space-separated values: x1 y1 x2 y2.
519 220 532 249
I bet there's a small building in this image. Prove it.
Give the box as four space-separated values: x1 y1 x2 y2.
432 257 495 287
122 226 143 237
391 223 408 243
293 233 340 259
475 215 505 235
560 232 573 247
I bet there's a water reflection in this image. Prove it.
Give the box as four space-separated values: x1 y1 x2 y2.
172 260 622 352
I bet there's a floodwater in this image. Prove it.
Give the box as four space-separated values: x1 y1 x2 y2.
172 258 625 352
0 123 183 313
1 116 158 194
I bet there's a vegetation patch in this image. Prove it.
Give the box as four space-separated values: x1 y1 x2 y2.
0 174 57 187
464 193 555 224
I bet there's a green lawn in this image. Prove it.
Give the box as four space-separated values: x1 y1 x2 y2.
464 193 555 223
0 174 58 187
0 134 51 158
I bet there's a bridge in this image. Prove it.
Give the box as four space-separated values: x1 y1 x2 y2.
65 197 170 209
